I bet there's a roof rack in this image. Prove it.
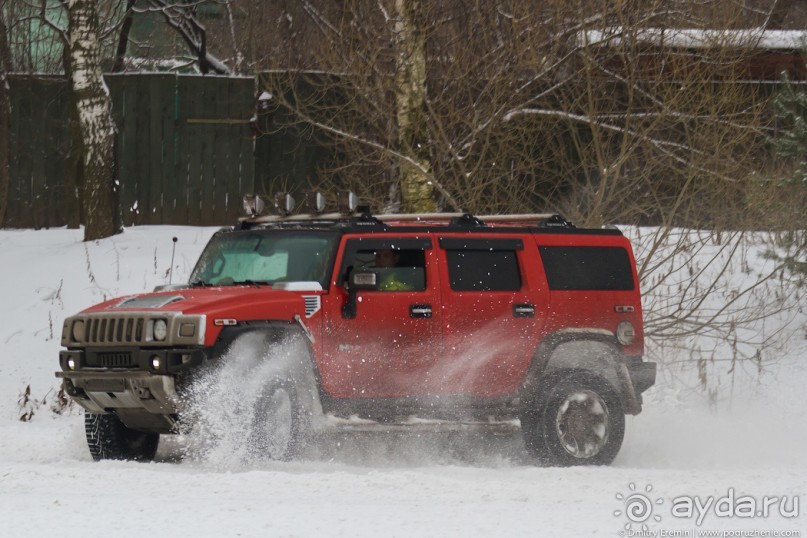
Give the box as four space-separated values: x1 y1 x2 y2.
241 212 344 224
373 212 572 227
238 192 574 229
373 212 558 222
238 211 573 229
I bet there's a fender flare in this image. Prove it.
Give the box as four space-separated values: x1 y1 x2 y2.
210 322 325 418
521 330 642 415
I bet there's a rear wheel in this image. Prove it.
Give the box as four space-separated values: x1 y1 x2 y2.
521 372 624 466
85 413 159 462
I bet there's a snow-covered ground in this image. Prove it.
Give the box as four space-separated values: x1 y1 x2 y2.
0 226 804 537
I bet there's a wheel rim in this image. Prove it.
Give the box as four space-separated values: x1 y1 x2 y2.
554 389 609 459
259 386 293 458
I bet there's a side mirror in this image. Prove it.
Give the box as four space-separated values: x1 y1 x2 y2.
342 270 378 319
349 270 379 291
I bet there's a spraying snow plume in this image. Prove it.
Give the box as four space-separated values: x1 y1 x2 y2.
180 330 315 468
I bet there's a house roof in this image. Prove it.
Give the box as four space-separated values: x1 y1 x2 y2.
581 28 807 51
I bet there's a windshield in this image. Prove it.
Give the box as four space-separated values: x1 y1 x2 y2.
189 231 338 288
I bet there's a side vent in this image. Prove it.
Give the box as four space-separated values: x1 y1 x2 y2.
303 296 321 318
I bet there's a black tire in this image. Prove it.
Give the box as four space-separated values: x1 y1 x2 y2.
85 413 160 462
521 372 625 466
248 377 306 461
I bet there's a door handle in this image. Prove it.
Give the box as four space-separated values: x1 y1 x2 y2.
410 304 432 318
513 303 535 318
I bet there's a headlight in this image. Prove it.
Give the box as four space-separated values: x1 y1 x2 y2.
616 321 636 346
153 319 168 341
71 320 85 342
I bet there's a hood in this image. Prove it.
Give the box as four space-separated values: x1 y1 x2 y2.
82 286 309 322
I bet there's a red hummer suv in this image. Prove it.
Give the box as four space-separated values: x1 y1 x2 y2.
58 196 656 466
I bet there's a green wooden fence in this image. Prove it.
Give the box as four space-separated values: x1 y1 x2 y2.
107 73 256 226
5 73 339 228
4 73 329 229
5 76 71 229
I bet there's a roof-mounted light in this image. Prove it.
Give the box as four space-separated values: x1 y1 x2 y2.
274 192 296 216
338 191 359 214
306 191 327 214
243 194 265 217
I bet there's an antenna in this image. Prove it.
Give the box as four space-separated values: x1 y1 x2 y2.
168 237 178 284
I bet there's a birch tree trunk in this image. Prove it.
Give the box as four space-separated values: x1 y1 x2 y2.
394 0 436 213
67 0 120 241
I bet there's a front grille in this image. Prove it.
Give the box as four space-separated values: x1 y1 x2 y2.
89 351 136 368
64 312 204 348
86 317 145 344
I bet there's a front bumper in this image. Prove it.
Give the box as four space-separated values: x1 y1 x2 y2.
57 347 209 433
57 369 179 432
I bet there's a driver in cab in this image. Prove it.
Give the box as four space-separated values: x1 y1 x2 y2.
374 249 413 291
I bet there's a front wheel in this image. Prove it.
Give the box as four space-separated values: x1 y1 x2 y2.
248 378 306 461
521 372 625 466
85 413 160 462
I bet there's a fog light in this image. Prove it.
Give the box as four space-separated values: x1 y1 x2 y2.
151 356 161 371
67 358 77 371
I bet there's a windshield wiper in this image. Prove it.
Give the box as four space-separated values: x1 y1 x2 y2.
230 280 269 287
189 280 213 287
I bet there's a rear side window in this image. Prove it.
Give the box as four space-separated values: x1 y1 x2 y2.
539 246 635 291
442 238 522 292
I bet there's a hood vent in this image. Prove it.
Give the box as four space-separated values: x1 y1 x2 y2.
115 295 185 309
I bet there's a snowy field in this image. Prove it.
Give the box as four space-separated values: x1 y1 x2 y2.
0 226 805 537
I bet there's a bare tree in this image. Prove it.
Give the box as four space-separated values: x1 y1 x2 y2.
66 0 120 240
15 1 134 230
247 1 776 224
112 0 136 73
136 0 231 74
393 0 435 212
